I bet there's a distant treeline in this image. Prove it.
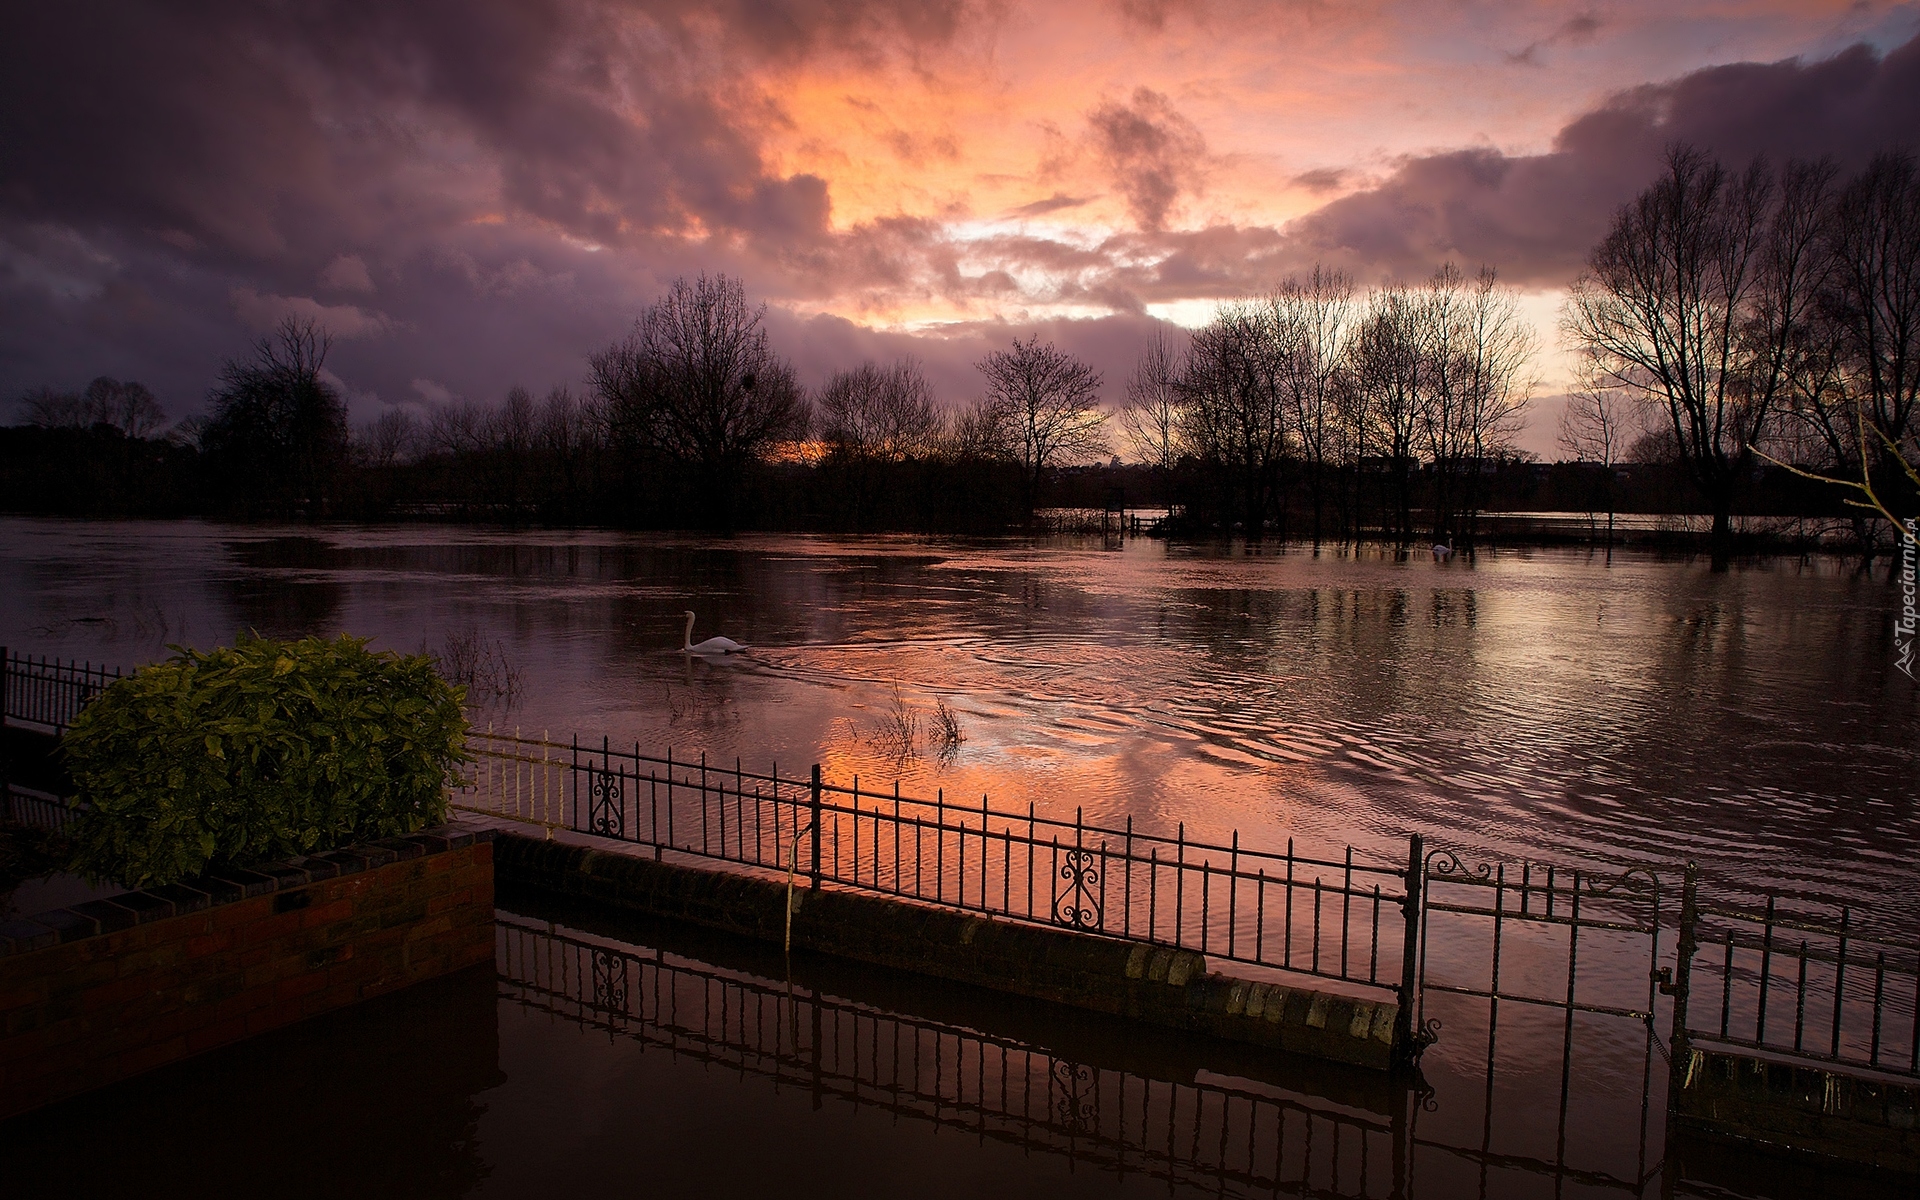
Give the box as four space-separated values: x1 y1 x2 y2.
5 144 1915 552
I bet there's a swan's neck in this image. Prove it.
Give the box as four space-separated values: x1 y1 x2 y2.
683 613 694 649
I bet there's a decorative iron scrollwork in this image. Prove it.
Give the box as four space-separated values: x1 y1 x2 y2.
591 949 628 1015
1049 1058 1097 1133
1424 848 1492 882
1054 847 1102 930
587 766 625 838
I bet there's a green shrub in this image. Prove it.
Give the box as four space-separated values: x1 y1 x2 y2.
64 635 470 887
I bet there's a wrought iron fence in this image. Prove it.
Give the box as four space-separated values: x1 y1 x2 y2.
460 728 1920 1088
1674 865 1920 1080
1408 850 1920 1094
1 648 122 733
460 729 1413 1007
1409 852 1677 1193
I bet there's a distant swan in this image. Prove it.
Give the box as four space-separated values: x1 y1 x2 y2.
680 611 747 655
1431 540 1453 559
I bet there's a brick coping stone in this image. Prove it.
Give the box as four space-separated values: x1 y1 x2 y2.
0 824 498 958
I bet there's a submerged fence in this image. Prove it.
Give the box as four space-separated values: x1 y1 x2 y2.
461 728 1920 1086
0 648 121 734
462 729 1413 1007
2 651 1913 1092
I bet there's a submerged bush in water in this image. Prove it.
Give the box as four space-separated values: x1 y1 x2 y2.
64 635 469 887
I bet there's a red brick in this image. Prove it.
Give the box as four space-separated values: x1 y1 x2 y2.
208 898 271 931
0 842 495 1122
186 930 234 958
79 974 157 1014
273 971 328 1005
299 899 354 929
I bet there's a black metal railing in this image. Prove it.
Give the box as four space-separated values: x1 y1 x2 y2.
460 729 1920 1085
1411 851 1920 1091
1674 864 1920 1079
1 648 122 733
461 730 1413 1005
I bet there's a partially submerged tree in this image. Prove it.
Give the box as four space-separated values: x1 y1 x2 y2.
1771 150 1920 557
1180 303 1292 535
1273 267 1355 543
1558 379 1645 543
974 335 1109 516
1350 286 1426 542
1564 147 1832 566
589 274 808 525
201 318 351 516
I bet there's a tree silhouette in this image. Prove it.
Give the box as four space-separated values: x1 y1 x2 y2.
202 318 350 516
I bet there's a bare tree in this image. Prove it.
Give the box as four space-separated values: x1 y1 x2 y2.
202 317 350 515
1179 303 1293 534
356 408 419 469
1273 267 1354 542
423 402 489 456
947 396 1013 462
1564 146 1832 565
1451 266 1537 542
1558 379 1644 542
1822 151 1920 464
22 378 167 438
1773 150 1920 554
589 274 808 523
817 358 945 461
1119 328 1185 472
974 335 1109 515
1351 286 1426 542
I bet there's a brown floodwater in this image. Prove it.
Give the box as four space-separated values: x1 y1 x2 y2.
5 516 1913 912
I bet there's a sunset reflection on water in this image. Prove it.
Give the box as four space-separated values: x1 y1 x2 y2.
2 517 1913 912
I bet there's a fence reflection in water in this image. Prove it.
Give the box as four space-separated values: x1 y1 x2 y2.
497 914 1403 1199
497 912 1890 1199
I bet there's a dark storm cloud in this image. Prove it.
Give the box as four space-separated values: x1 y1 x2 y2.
1285 38 1920 287
7 3 1920 429
0 0 975 413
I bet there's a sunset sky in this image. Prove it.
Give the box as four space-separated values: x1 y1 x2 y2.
6 1 1920 455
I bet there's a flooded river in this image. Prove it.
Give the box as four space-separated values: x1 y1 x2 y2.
2 516 1914 911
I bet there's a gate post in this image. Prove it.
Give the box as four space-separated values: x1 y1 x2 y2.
1668 860 1699 1089
809 764 823 891
1396 833 1425 1064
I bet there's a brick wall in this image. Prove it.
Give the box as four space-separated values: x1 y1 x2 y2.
0 825 496 1121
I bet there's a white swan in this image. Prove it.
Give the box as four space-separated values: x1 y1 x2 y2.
1431 540 1454 559
680 611 747 655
